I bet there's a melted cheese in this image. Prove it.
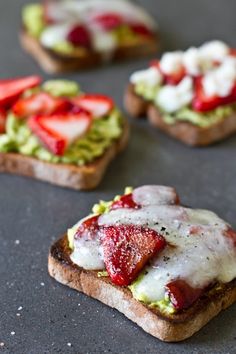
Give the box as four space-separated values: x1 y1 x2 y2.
70 186 236 302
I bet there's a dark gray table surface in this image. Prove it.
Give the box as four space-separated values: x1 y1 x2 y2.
0 1 236 353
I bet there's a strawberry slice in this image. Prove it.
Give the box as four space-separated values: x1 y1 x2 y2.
150 60 185 85
0 108 7 133
91 12 123 30
192 77 236 112
75 215 100 240
28 109 92 156
129 23 154 37
0 76 41 109
229 48 236 57
166 279 204 310
101 225 166 286
224 228 236 247
73 94 114 118
110 194 140 210
67 25 92 48
12 92 72 117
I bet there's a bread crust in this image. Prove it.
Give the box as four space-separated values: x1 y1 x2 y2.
48 234 236 342
20 30 159 74
0 120 129 190
124 84 236 146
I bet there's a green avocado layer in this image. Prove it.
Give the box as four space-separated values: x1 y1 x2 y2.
0 110 123 165
134 82 236 128
22 4 45 38
129 273 175 315
0 79 123 166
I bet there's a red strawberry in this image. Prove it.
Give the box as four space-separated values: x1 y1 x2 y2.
91 12 123 30
0 108 6 133
101 225 166 286
75 215 100 240
129 23 153 37
192 77 236 112
67 25 92 48
28 109 91 156
0 76 41 108
166 279 203 310
150 60 185 85
224 228 236 247
229 48 236 57
12 92 72 117
73 94 114 118
110 194 139 210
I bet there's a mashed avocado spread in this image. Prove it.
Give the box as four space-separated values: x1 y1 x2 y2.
134 82 236 128
0 80 123 166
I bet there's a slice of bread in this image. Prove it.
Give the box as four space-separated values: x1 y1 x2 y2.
48 234 236 342
0 120 129 190
124 84 236 146
20 30 159 74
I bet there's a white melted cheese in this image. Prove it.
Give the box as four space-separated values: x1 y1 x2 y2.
98 186 236 302
70 216 105 270
70 237 104 270
47 0 157 30
40 24 72 48
156 76 194 113
70 185 236 302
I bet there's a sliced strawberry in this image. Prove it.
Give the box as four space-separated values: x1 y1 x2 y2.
28 109 92 156
166 279 204 310
229 48 236 57
75 215 100 240
0 108 7 133
150 60 185 85
0 76 41 108
164 67 186 85
67 25 92 48
101 225 166 286
129 23 154 37
110 194 140 210
192 77 236 112
224 228 236 247
12 92 72 117
73 94 114 118
91 12 123 30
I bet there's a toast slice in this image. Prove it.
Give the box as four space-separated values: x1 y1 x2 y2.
20 30 159 74
125 84 236 146
48 234 236 342
0 119 129 190
48 185 236 341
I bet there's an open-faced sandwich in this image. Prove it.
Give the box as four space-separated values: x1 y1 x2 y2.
0 76 128 189
21 0 159 74
125 40 236 146
48 185 236 342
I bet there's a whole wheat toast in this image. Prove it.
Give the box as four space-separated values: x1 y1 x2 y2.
124 84 236 146
0 119 129 190
20 31 159 74
48 234 236 342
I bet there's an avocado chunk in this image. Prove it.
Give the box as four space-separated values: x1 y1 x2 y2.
22 4 45 38
42 80 80 97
